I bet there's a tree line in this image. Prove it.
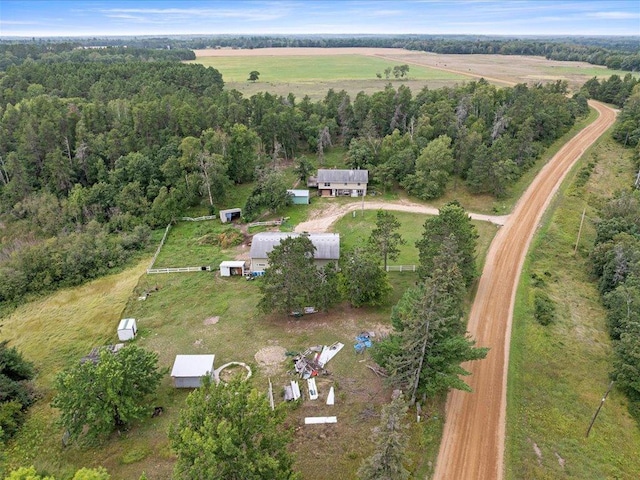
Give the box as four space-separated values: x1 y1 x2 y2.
0 43 195 71
6 35 637 72
582 74 640 150
590 190 640 422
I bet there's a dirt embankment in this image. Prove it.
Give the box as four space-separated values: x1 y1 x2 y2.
432 100 617 480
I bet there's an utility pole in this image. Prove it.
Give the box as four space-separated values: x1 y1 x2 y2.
574 207 587 256
586 381 614 437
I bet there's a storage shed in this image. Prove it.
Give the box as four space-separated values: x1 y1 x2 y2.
219 208 242 223
117 318 137 341
219 260 246 277
171 354 215 388
287 189 310 205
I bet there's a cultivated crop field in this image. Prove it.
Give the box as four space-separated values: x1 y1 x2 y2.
190 47 638 99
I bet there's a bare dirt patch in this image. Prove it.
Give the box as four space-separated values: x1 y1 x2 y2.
203 316 219 325
255 346 288 376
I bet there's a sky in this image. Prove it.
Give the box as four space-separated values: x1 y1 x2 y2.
0 0 639 37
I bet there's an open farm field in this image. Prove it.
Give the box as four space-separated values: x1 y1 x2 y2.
191 48 638 99
189 51 465 100
506 134 640 478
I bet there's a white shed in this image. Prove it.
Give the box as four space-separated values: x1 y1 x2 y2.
117 318 137 341
219 260 246 277
171 354 215 388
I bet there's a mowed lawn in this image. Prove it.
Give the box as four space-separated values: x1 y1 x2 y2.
189 54 466 83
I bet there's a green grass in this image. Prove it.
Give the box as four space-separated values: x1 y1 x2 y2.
189 54 469 100
151 220 244 268
190 55 466 83
506 132 640 478
541 65 640 79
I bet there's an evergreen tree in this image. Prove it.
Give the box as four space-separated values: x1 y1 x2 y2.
375 236 487 403
416 201 478 286
357 391 410 480
368 210 406 270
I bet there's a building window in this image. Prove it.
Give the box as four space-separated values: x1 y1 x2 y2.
324 182 330 186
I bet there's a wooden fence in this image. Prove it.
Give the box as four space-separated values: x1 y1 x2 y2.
179 215 217 222
247 217 288 228
385 265 417 272
147 266 212 274
148 223 172 271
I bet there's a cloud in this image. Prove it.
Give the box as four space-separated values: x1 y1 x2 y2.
0 20 41 25
98 6 287 22
586 11 640 20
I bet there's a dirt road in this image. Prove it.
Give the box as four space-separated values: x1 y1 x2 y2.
432 100 617 480
294 200 508 233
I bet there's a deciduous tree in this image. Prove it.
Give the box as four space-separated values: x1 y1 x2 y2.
51 345 163 444
339 247 391 307
258 235 317 315
170 375 299 480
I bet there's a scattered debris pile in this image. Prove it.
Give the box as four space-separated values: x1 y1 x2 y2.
285 342 344 402
292 342 344 379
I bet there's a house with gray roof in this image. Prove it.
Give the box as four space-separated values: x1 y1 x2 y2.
249 232 340 273
316 169 368 197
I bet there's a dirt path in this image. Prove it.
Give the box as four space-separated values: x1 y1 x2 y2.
432 100 617 480
294 200 508 233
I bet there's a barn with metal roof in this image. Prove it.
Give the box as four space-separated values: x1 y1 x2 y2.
249 232 340 273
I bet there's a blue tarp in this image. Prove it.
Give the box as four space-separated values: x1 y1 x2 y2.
354 333 372 352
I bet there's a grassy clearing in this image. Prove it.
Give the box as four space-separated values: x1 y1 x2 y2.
151 220 246 269
506 133 640 478
190 55 466 83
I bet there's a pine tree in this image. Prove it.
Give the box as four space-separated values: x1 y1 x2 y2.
368 210 406 270
357 391 410 480
416 200 478 286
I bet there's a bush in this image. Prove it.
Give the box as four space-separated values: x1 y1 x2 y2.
534 289 556 326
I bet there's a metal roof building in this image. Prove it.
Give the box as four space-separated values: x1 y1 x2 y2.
171 354 215 388
316 169 369 184
249 232 340 272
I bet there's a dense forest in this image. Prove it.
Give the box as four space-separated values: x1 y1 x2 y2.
3 34 638 71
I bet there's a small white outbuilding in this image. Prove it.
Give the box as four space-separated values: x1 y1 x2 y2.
219 260 246 277
171 354 215 388
117 318 137 341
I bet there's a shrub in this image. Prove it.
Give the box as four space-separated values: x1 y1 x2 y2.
534 289 556 326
